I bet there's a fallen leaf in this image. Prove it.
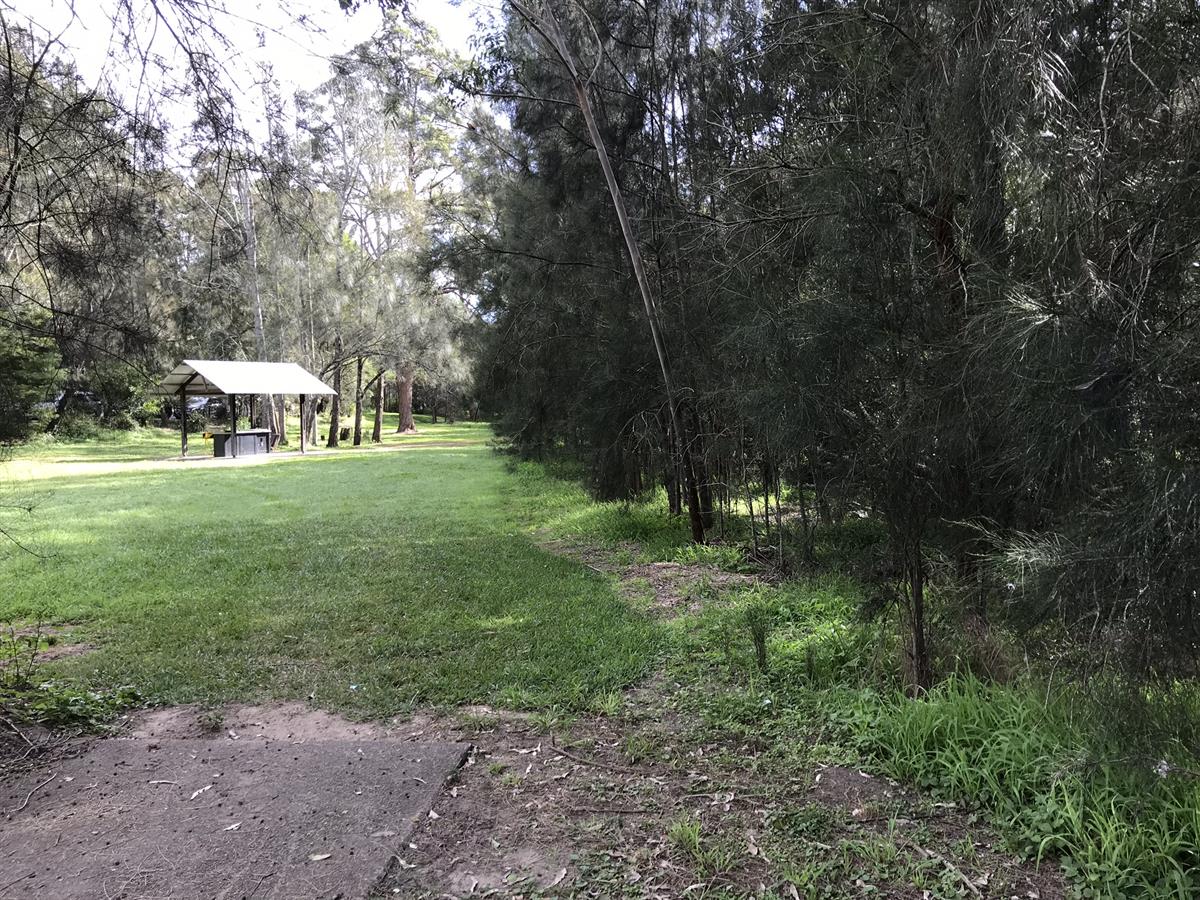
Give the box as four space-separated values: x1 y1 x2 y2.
189 784 213 801
428 809 440 820
308 853 332 862
548 868 567 888
223 822 241 831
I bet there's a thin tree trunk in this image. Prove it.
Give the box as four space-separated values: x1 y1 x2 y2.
275 395 287 446
371 373 384 443
908 543 933 694
238 169 275 434
326 340 343 448
511 0 704 543
352 355 364 446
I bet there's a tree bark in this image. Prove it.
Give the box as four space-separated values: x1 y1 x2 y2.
395 364 416 433
275 395 287 446
238 169 276 436
326 340 343 448
371 373 384 443
352 355 364 446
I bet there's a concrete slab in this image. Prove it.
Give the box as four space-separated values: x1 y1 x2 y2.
0 737 468 899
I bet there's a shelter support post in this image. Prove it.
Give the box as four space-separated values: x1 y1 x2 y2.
266 394 274 451
230 393 238 458
179 387 188 457
299 394 306 454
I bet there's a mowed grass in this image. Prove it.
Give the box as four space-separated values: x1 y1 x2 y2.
0 424 659 716
8 410 485 466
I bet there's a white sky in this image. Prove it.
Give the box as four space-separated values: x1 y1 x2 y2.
5 0 493 150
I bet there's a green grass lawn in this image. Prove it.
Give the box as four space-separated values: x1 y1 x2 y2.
9 411 485 464
0 422 658 716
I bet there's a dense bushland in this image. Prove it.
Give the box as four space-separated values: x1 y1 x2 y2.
518 458 1200 897
453 2 1200 698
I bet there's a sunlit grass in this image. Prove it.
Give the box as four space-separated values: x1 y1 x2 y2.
0 438 658 716
3 412 489 482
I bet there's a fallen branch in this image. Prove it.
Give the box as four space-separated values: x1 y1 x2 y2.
551 741 646 776
900 838 982 898
0 871 33 893
8 770 56 815
0 714 34 748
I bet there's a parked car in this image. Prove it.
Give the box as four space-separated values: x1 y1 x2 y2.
184 397 229 420
35 390 104 417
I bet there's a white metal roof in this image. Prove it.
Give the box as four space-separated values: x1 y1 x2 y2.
154 360 337 396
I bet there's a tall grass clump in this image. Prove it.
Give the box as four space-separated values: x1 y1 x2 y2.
851 676 1200 897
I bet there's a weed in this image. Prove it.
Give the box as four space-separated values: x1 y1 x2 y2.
742 595 773 674
0 679 139 729
590 690 622 717
460 712 500 734
197 706 225 733
527 706 576 735
854 675 1200 897
0 620 46 689
666 815 703 858
771 804 836 842
621 733 656 764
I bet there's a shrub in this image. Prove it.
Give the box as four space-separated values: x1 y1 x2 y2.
104 410 137 431
52 411 103 441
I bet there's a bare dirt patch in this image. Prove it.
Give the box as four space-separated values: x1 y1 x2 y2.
381 702 772 899
540 538 760 616
1 623 96 670
808 763 901 812
1 704 468 900
129 701 393 742
380 686 1068 899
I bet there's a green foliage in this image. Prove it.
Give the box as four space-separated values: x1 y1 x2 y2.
0 680 140 729
669 542 750 572
851 677 1200 897
52 411 104 442
0 320 59 445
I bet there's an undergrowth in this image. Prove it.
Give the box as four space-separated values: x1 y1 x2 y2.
2 622 138 729
851 677 1199 897
516 458 1200 898
664 575 1200 898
